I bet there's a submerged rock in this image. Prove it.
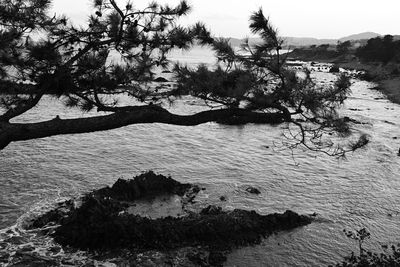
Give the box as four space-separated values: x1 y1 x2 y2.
29 171 313 266
154 77 169 82
246 186 261 194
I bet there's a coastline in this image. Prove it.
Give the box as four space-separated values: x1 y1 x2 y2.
373 77 400 104
336 61 400 104
288 51 400 105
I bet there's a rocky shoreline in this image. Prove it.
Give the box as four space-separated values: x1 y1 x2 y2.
288 50 400 105
28 171 313 266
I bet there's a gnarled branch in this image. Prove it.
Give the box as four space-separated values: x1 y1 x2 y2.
0 105 289 149
0 93 44 122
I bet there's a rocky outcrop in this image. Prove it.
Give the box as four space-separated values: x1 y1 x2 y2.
29 171 313 266
52 203 311 251
31 171 197 229
94 171 196 201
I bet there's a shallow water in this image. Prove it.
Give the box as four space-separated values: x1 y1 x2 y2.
1 50 400 266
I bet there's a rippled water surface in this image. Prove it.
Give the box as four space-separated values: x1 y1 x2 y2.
1 50 400 266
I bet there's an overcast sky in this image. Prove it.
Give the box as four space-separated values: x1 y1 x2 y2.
51 0 400 39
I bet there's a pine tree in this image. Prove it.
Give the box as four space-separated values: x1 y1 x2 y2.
0 1 366 156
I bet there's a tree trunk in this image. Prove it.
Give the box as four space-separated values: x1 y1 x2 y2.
0 105 290 150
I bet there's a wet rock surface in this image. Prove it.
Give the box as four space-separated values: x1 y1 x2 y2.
28 171 313 266
245 186 261 194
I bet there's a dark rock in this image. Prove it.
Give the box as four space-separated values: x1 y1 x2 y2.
329 65 340 73
30 172 313 266
49 246 61 254
20 245 35 252
30 199 74 229
391 68 399 75
154 77 169 82
342 116 364 124
200 205 222 215
184 185 201 204
30 171 193 229
187 249 208 266
50 203 311 251
208 251 227 267
246 186 261 194
384 120 396 125
11 252 58 267
92 171 192 201
219 196 226 201
357 71 377 81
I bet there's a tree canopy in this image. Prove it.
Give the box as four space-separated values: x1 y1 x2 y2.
0 0 367 156
356 35 400 64
337 40 352 55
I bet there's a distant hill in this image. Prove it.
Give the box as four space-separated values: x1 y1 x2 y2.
226 32 389 48
227 38 261 47
283 37 337 47
339 32 381 42
227 37 337 47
